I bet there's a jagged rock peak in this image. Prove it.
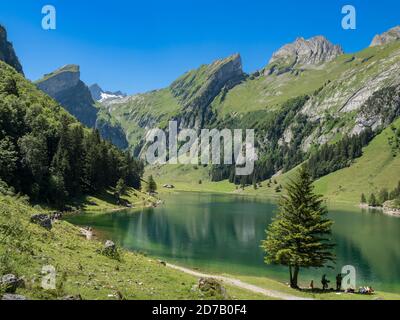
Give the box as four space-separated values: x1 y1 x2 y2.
370 26 400 47
269 36 344 67
36 64 81 97
0 25 23 74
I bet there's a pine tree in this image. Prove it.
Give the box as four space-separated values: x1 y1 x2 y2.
261 165 335 289
115 178 127 197
146 175 157 194
369 193 378 207
360 193 367 204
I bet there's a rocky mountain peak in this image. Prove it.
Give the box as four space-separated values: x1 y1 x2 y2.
37 64 81 97
268 36 343 72
370 26 400 47
36 65 98 127
0 25 23 74
89 83 127 103
170 53 245 128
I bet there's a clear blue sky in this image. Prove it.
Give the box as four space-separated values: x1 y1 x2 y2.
1 0 399 94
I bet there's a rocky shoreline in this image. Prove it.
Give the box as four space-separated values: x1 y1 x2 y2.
359 203 400 217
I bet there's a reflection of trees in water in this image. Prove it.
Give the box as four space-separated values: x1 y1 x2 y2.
69 195 400 291
113 198 275 265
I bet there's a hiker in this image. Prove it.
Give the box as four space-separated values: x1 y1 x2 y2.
321 274 330 290
309 280 314 290
336 273 343 291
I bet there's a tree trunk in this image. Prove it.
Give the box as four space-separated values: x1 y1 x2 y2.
289 265 300 289
290 266 300 289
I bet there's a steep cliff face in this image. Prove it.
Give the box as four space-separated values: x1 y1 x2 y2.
266 36 343 75
0 25 23 74
101 54 245 155
171 54 245 128
36 65 98 128
36 65 128 149
370 26 400 47
89 83 103 101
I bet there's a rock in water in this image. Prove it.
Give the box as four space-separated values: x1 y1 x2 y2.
30 214 52 230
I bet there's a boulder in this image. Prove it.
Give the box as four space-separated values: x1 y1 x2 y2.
0 274 24 293
198 278 227 299
30 214 52 230
2 294 27 300
104 240 116 254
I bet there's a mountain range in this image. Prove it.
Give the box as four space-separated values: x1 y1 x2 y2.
1 24 400 201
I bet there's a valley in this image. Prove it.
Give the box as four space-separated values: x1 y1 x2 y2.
1 20 400 301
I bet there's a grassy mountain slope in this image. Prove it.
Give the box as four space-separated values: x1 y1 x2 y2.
102 54 243 154
105 88 181 153
150 118 400 205
214 42 400 116
313 118 400 203
0 194 268 300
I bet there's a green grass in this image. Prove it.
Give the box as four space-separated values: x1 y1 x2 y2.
214 42 400 117
313 118 400 204
69 187 160 213
35 64 79 83
235 275 400 300
3 194 399 300
148 115 400 206
108 88 181 149
0 194 269 300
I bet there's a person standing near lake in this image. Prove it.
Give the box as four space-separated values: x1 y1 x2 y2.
322 275 330 290
336 274 343 291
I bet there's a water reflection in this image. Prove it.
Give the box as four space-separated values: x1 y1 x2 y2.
66 192 400 292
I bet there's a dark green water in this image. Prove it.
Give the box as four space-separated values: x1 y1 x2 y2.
66 192 400 293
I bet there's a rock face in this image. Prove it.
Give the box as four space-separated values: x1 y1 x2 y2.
267 36 343 74
37 66 128 149
37 65 98 128
370 26 400 47
89 83 126 103
95 117 129 149
0 25 23 74
89 83 103 101
171 54 245 129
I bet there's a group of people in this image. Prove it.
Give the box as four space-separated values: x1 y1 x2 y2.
308 274 374 294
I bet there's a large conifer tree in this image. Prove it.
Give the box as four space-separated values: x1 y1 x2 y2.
261 166 335 289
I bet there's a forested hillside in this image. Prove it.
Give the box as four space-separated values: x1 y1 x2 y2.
0 61 143 208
